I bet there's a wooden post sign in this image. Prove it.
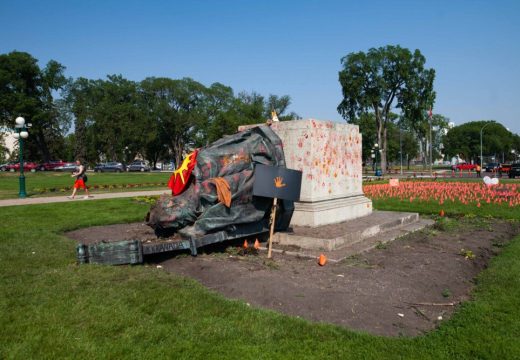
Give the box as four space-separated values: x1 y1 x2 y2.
253 164 302 258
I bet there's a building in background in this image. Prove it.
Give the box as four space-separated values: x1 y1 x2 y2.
0 127 17 160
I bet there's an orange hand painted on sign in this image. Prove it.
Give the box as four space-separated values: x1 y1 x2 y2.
274 176 286 188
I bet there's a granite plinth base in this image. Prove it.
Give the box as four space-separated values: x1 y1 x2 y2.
289 194 372 227
274 210 428 256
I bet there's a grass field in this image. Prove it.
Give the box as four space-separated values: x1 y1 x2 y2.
0 184 519 358
0 171 170 199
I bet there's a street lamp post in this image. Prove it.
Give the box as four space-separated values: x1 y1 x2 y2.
480 122 493 169
372 143 381 176
427 107 433 177
429 121 432 176
124 146 130 164
13 117 29 198
399 120 403 175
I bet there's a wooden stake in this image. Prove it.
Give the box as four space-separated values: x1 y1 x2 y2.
267 197 278 259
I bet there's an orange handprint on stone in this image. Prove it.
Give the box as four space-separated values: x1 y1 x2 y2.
274 176 286 188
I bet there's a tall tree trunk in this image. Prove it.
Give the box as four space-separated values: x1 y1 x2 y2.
74 117 86 161
172 136 184 170
36 129 51 162
375 108 383 174
382 125 388 174
421 138 427 169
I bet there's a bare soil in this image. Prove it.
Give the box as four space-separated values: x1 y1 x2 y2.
67 218 520 337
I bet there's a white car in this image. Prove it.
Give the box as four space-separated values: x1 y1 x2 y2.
54 162 77 172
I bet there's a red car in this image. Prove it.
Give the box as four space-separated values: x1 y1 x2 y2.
0 162 16 171
4 163 18 171
452 162 477 171
8 162 39 172
498 163 511 174
38 160 66 171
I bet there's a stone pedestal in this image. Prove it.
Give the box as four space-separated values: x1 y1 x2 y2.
240 119 372 227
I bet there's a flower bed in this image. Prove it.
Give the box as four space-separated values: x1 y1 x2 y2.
364 181 520 208
32 182 168 194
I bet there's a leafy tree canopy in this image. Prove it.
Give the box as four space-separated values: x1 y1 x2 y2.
0 51 67 161
1 51 299 166
337 45 435 173
443 121 519 163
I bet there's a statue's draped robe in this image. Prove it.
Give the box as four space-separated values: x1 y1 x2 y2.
147 125 286 237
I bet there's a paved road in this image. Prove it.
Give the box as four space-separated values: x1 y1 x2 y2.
0 190 167 207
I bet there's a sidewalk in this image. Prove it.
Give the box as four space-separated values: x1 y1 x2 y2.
0 190 167 207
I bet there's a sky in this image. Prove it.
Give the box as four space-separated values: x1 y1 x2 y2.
1 0 519 134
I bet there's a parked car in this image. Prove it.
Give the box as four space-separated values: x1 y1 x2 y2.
25 162 40 172
54 162 78 172
94 162 126 172
484 162 499 172
0 162 16 171
127 160 151 172
498 163 512 176
7 162 39 172
509 163 520 178
4 163 18 172
452 162 476 171
39 160 66 171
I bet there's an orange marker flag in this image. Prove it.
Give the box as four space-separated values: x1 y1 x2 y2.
318 254 327 266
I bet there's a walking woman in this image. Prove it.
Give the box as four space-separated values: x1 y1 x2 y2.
68 159 91 199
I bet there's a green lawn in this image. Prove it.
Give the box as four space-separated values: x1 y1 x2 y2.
1 192 519 358
0 171 170 199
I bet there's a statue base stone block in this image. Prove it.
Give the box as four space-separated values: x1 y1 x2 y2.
291 194 372 227
240 119 372 227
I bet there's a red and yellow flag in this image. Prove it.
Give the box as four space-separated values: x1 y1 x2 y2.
168 150 199 195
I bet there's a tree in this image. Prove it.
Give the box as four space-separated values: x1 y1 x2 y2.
403 112 450 167
337 45 435 174
385 122 401 166
63 77 94 161
63 75 147 164
94 76 144 161
350 112 406 170
0 51 41 129
61 133 76 163
197 82 237 146
430 114 450 162
62 72 301 168
37 59 69 160
443 121 516 163
403 132 420 169
199 90 299 145
0 51 68 161
348 112 377 165
140 77 207 167
235 91 265 124
264 94 299 120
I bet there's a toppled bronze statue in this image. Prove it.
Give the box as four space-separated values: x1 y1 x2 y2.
146 125 293 239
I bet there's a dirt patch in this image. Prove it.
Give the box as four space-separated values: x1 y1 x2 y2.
67 218 519 337
67 222 159 244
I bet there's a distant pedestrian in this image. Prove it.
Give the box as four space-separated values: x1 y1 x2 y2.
68 159 91 199
476 164 481 178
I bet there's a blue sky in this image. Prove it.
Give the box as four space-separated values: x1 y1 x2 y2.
1 0 519 134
